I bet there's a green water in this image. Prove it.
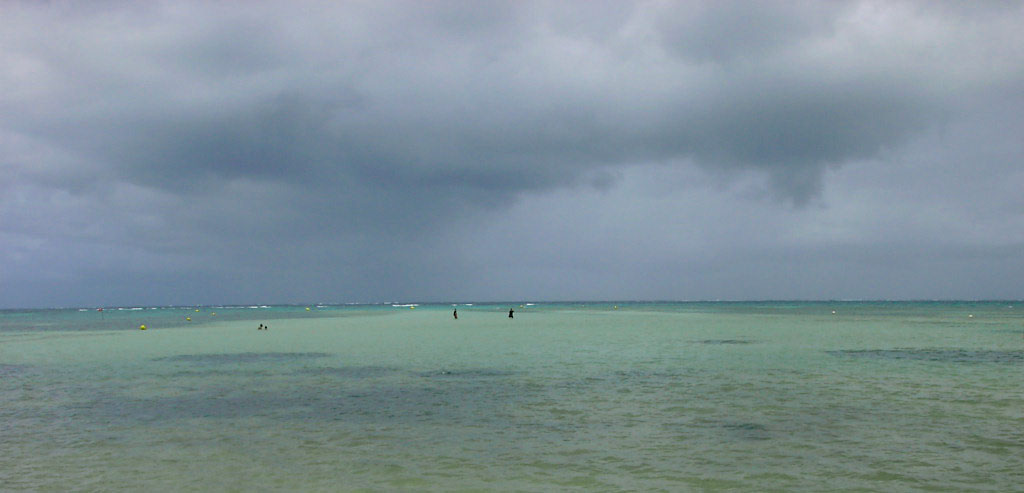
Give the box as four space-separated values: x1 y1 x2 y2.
1 302 1022 491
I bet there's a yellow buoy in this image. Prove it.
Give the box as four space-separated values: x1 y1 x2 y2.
195 309 200 312
306 307 311 311
186 317 191 321
410 306 415 309
139 324 146 330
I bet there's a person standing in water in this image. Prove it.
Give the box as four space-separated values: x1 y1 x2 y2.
453 309 458 320
508 308 514 318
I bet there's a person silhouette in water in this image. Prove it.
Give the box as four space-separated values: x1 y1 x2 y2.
453 309 458 320
508 308 514 318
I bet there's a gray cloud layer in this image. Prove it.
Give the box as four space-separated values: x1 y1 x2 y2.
2 1 1022 307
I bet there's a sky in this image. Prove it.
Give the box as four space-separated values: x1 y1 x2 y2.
2 0 1023 308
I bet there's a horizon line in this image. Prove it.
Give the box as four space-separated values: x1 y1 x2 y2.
3 298 1022 311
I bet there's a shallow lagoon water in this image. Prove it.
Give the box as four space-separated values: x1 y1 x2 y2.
2 302 1022 491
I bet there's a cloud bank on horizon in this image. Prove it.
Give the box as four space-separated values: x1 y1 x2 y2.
2 0 1022 307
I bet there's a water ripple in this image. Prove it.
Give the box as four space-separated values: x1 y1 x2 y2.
0 363 31 377
155 352 331 364
692 339 755 345
828 349 1024 364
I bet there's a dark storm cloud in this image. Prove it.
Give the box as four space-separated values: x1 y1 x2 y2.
5 1 988 198
656 1 840 62
1 1 1022 306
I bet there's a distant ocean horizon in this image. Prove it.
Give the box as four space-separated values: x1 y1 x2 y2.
5 298 1024 311
3 300 1021 490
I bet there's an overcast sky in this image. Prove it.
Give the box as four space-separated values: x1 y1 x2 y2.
2 1 1023 308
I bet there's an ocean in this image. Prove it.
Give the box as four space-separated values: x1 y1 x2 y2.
1 302 1021 491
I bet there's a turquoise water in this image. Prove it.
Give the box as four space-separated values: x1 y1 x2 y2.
2 302 1022 491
